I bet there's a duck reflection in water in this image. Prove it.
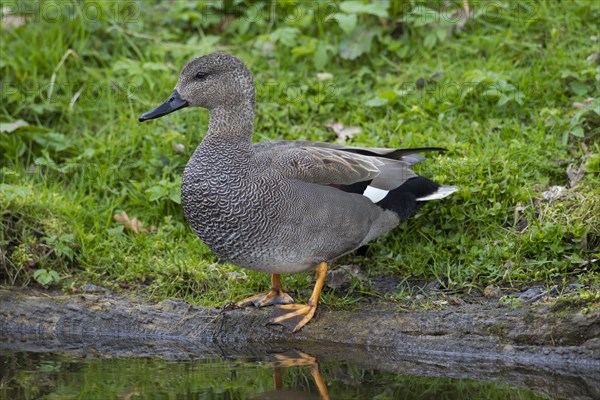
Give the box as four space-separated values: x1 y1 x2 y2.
251 349 329 400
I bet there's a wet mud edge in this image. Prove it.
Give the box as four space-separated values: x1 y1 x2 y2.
2 288 600 399
1 287 599 366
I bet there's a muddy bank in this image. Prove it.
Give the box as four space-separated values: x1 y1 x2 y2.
1 287 599 361
1 287 599 399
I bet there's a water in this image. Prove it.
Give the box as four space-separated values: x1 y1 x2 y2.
2 330 599 400
0 348 558 400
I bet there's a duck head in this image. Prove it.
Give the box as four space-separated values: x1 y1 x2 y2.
139 53 255 123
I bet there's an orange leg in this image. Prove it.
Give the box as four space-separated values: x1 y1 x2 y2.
310 364 330 400
237 274 294 307
271 350 330 400
270 262 327 332
272 366 283 390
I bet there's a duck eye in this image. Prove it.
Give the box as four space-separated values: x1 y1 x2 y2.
195 72 208 80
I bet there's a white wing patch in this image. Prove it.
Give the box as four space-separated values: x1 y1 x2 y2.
363 186 389 203
416 185 458 201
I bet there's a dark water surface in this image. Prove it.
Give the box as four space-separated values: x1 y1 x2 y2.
2 351 546 400
1 333 597 400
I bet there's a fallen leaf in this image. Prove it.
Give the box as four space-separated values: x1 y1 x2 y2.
114 211 141 234
1 6 28 30
117 388 141 400
338 126 361 142
454 0 474 34
326 264 367 289
483 285 501 298
326 120 362 142
327 121 344 133
0 119 29 132
573 98 595 109
327 268 351 289
566 160 585 187
261 41 275 54
541 186 566 201
316 72 333 81
586 53 600 64
224 271 247 281
172 142 185 153
448 296 466 305
576 258 599 269
340 264 367 281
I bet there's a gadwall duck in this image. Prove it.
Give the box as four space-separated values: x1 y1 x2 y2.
139 53 456 332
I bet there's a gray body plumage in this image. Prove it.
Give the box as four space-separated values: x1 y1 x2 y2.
160 53 456 274
182 135 398 273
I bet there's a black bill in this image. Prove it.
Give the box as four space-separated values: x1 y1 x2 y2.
139 90 188 122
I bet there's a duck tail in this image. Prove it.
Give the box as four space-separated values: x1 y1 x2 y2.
374 177 457 220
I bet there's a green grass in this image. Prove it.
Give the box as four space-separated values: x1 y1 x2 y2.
1 0 599 308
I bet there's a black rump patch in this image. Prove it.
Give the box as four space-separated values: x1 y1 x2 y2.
376 176 440 221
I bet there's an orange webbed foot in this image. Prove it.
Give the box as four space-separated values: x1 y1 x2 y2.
237 289 294 307
270 303 317 332
236 274 294 307
269 262 327 332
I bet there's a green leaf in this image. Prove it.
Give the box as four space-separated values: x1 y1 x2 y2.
340 1 389 18
146 185 166 202
0 184 34 201
497 94 511 106
33 269 50 286
339 27 378 60
32 132 72 152
142 62 170 71
410 6 440 26
335 13 357 34
269 27 300 47
424 31 437 49
112 59 139 73
482 89 501 99
365 97 388 107
49 270 61 282
291 38 316 57
33 269 61 286
169 189 182 204
435 28 448 42
34 155 58 169
569 80 589 96
571 126 585 137
379 89 398 101
54 243 74 260
513 91 524 105
313 43 329 70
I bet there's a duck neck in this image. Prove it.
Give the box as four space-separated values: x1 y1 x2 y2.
207 91 255 140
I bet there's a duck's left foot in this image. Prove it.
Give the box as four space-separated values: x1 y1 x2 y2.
237 289 294 307
270 303 317 332
236 274 294 307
